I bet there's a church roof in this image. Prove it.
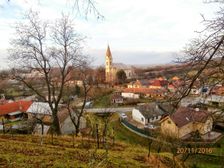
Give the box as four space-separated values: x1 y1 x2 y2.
106 45 112 58
112 63 132 69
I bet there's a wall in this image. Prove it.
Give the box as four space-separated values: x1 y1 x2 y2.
194 117 213 135
149 115 161 123
161 117 179 138
132 108 145 125
121 92 140 99
179 122 193 138
61 116 86 134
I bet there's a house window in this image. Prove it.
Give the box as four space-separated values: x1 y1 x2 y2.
167 120 171 124
141 118 144 122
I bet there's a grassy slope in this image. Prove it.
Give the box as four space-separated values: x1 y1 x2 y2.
0 114 177 168
185 136 224 168
0 134 177 168
0 116 222 167
111 115 224 168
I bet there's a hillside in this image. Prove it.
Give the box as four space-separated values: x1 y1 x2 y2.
0 134 176 168
0 116 223 167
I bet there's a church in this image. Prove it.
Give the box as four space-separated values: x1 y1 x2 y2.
105 45 135 83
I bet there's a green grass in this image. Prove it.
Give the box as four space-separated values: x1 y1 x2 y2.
111 117 149 147
93 94 111 108
0 115 223 167
111 115 224 168
0 134 158 168
185 154 223 168
0 115 178 168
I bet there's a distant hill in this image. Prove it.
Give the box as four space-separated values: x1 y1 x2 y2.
134 63 191 79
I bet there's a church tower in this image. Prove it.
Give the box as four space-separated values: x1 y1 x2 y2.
105 45 113 83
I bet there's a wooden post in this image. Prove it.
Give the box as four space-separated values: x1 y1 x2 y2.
112 127 115 146
41 122 44 145
51 131 54 145
72 131 75 148
148 139 153 158
96 123 99 149
2 119 5 134
10 126 13 138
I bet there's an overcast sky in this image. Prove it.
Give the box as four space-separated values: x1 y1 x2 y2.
0 0 220 69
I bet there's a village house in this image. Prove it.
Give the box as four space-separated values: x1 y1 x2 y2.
168 83 176 92
127 79 149 88
167 77 183 92
148 79 168 89
121 91 140 99
205 95 224 107
171 76 180 81
190 87 201 95
58 108 86 134
26 102 52 124
122 88 167 99
111 93 124 104
0 100 32 122
160 107 213 139
210 85 224 95
132 103 168 126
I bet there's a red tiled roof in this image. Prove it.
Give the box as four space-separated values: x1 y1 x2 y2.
123 88 166 94
168 84 175 89
149 79 168 87
0 99 9 105
0 100 32 116
172 76 180 81
211 86 224 95
170 107 209 128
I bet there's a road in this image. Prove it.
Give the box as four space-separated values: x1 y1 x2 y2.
85 107 133 113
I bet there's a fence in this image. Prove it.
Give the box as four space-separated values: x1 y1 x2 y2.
120 118 151 137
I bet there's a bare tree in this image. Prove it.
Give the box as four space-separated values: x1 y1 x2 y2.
9 10 87 134
71 0 104 19
6 0 103 19
67 64 92 136
94 66 105 87
173 2 224 108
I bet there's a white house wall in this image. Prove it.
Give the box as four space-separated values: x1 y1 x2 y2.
121 92 140 99
132 108 146 125
149 115 161 123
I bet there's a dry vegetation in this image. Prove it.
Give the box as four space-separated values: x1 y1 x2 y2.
0 134 177 168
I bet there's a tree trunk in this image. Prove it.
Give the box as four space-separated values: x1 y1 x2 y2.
52 110 61 135
2 119 5 134
112 127 115 146
41 122 44 145
75 122 80 137
72 131 75 147
51 131 54 145
103 121 108 149
148 139 153 157
96 123 99 149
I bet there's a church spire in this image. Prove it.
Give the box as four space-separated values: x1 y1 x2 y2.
106 45 112 58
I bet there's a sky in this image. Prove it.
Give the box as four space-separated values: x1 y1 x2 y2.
0 0 220 69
